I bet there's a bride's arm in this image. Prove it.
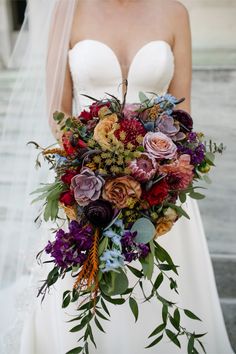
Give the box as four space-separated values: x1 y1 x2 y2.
168 3 192 114
48 59 73 143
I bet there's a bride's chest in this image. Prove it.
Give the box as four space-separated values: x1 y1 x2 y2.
68 39 175 104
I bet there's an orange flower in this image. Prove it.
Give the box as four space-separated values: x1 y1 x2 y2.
93 114 120 150
102 176 142 209
155 217 174 238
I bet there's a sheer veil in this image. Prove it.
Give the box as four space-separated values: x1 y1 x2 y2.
0 0 78 351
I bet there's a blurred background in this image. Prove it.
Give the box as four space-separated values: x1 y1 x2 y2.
0 0 235 350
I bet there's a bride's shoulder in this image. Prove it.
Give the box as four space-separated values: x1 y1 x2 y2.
155 0 189 20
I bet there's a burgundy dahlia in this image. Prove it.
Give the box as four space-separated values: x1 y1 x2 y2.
172 109 193 132
84 199 114 227
114 118 146 147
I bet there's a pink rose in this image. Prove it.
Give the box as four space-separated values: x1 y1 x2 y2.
143 132 177 160
70 168 104 206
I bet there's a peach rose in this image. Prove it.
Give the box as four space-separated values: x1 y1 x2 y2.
143 132 177 160
155 217 174 238
102 176 142 209
94 114 120 150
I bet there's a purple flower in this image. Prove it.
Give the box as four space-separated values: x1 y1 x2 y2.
172 110 193 132
71 167 104 206
121 231 150 262
45 220 93 269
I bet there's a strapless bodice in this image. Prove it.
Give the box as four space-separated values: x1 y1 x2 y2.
68 39 174 112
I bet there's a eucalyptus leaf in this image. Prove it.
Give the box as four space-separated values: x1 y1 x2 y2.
132 218 155 244
153 272 164 291
139 91 149 103
100 269 128 296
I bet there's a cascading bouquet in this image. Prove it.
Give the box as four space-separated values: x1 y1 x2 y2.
31 91 224 354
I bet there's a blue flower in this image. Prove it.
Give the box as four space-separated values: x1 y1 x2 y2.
100 249 125 272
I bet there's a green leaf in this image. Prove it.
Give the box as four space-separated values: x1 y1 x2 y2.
162 304 168 324
129 297 139 322
127 265 143 278
94 317 106 333
167 203 190 220
70 322 87 332
98 237 109 256
62 294 71 308
65 347 83 354
53 111 65 123
153 272 164 290
184 309 202 321
188 334 195 354
95 309 109 321
140 252 154 280
158 264 178 272
189 192 205 200
47 267 59 286
148 323 165 338
101 292 126 305
100 269 128 296
197 339 207 354
179 192 187 203
169 315 180 332
132 218 155 244
154 241 178 275
166 329 181 348
173 308 180 328
139 91 149 103
100 298 110 316
145 334 163 348
194 333 207 338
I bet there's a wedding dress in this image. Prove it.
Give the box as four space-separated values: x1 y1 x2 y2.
19 39 234 354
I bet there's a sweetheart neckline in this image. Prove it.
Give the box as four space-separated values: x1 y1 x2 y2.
68 39 174 82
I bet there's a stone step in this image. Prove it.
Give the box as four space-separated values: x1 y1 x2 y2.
221 300 236 351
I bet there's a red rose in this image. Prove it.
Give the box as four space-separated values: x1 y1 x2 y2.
89 102 111 117
62 131 87 155
61 169 79 184
59 190 75 206
143 179 169 206
79 110 92 121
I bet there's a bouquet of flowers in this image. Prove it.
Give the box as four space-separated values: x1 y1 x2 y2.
31 91 224 354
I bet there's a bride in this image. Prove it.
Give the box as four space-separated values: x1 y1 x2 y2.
0 0 234 353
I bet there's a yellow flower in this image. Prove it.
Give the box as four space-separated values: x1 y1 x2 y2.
94 114 120 151
98 106 112 120
93 155 101 163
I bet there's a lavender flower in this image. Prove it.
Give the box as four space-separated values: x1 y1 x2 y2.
45 220 93 269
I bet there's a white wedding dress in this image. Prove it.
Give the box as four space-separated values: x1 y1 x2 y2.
19 39 234 354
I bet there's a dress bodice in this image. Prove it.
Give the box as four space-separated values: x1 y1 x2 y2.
68 39 174 112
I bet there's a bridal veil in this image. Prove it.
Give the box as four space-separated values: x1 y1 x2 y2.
0 0 78 351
